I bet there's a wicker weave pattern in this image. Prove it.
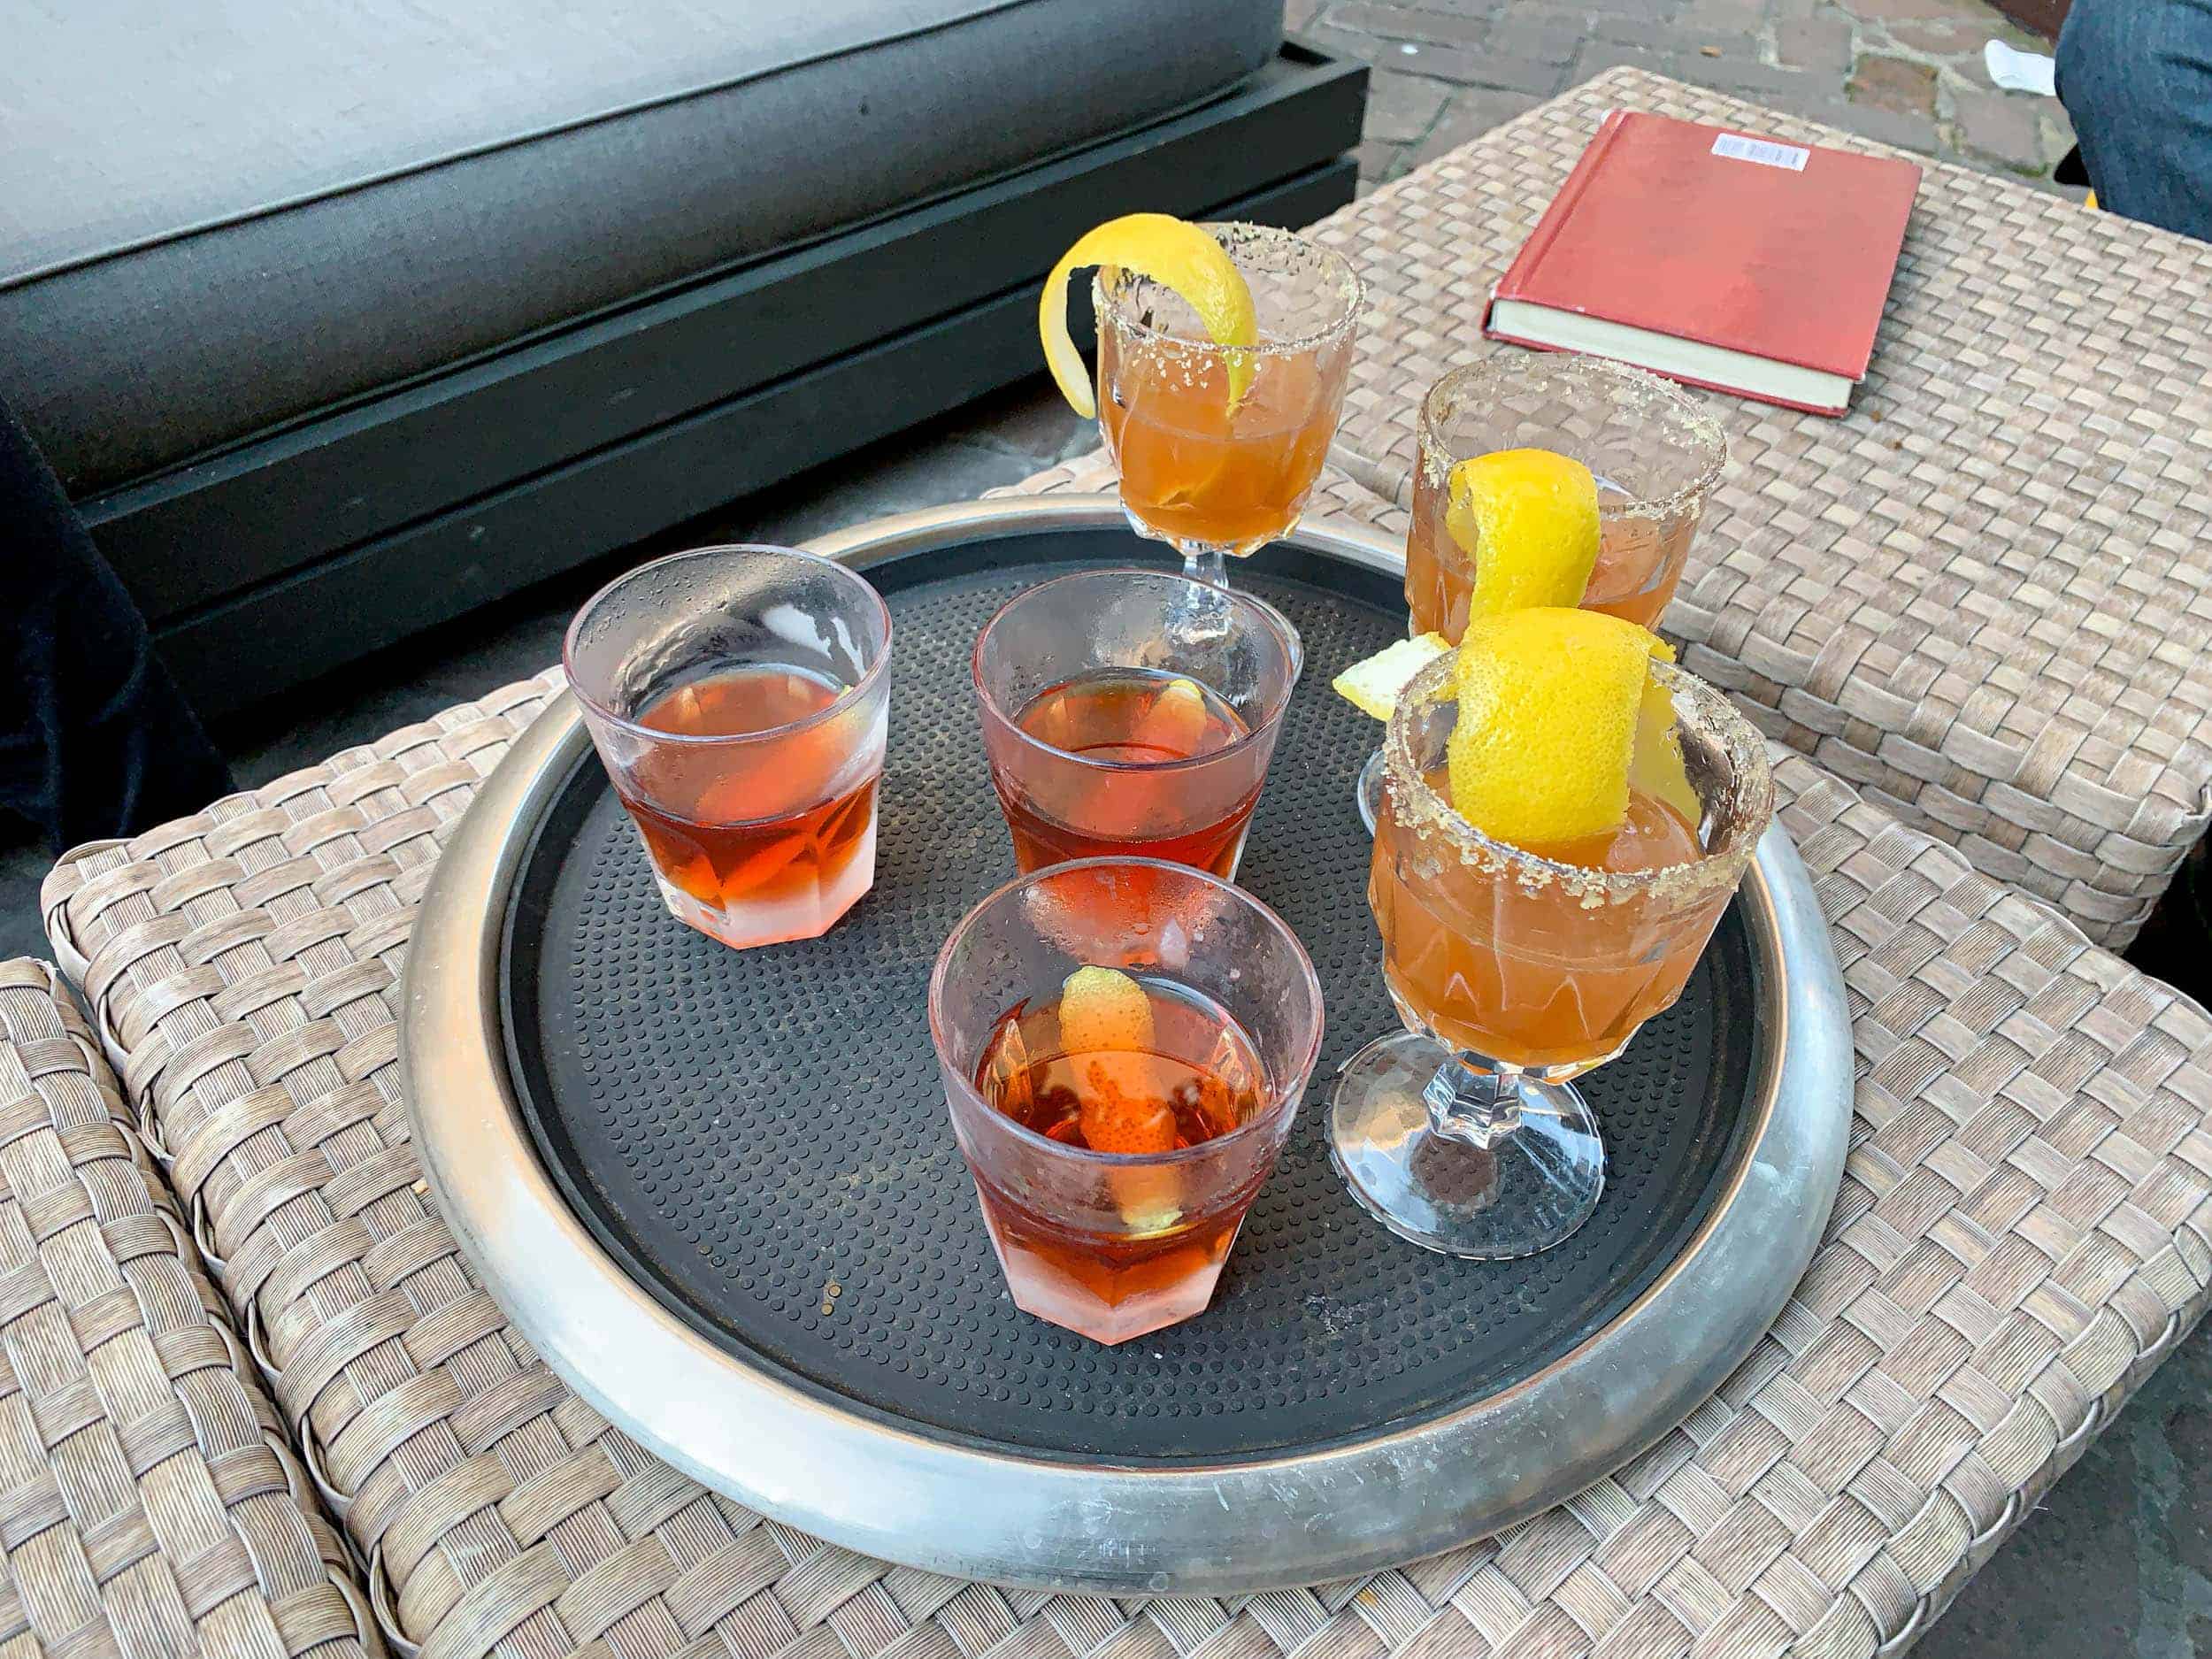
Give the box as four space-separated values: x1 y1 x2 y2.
1282 67 2212 949
35 651 2212 1659
0 958 372 1659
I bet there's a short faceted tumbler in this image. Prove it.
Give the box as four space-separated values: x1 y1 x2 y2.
565 545 892 949
1333 652 1772 1259
973 568 1302 878
930 858 1325 1344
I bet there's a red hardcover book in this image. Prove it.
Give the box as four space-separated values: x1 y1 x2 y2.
1483 110 1921 416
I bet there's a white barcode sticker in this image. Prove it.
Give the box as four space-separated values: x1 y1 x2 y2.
1711 132 1809 171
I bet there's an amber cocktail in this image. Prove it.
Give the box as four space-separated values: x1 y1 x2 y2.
1331 651 1772 1259
1403 357 1725 640
930 859 1325 1344
973 568 1301 878
565 545 892 949
1094 223 1361 588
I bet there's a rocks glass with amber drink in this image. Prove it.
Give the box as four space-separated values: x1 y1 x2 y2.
973 567 1300 878
1094 225 1362 590
565 545 891 949
1332 649 1773 1259
930 857 1325 1344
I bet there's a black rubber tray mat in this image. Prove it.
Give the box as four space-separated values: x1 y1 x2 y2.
501 526 1763 1464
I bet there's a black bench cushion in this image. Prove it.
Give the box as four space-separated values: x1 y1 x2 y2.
0 0 1282 492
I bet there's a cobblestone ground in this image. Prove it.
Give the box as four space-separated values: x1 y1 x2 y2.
1292 0 2077 191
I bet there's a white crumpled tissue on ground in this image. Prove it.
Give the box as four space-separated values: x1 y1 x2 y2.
1985 41 2058 96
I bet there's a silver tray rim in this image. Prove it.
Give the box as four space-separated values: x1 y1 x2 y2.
401 494 1854 1594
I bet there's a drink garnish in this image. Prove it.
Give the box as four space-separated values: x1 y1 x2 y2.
1057 965 1181 1229
1131 677 1210 756
1040 214 1257 419
1443 448 1601 620
1328 448 1699 850
1632 674 1706 830
1058 964 1153 1056
1078 1071 1179 1157
1331 633 1452 720
1056 965 1167 1148
1447 608 1679 846
1332 446 1600 724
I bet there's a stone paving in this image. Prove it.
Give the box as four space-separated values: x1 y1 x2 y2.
1290 0 2078 192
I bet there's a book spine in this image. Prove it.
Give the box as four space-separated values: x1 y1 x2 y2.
1494 108 1630 301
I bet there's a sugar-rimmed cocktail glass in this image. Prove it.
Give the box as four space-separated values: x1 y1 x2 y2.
1356 356 1726 831
1408 357 1725 636
1094 222 1363 592
930 856 1325 1344
565 545 892 949
1332 652 1773 1259
973 567 1301 879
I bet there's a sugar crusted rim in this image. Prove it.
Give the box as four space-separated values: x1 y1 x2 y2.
1381 652 1774 909
1416 356 1728 526
1094 221 1365 358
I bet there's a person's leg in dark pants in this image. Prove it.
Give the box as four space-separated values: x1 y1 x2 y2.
2057 0 2212 243
0 397 234 850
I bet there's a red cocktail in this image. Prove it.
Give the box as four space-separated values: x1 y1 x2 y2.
931 859 1325 1344
565 546 892 949
971 973 1263 1333
1000 668 1255 875
614 668 881 941
973 568 1300 879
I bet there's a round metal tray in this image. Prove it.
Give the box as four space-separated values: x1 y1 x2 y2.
402 495 1851 1594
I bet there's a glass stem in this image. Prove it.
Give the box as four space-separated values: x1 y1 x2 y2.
1168 561 1236 647
1423 1053 1521 1150
1181 544 1232 589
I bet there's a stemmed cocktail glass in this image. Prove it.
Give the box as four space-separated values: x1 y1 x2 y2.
1332 651 1773 1259
1093 224 1363 593
1357 357 1726 831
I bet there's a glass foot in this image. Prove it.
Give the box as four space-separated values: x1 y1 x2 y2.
1356 748 1386 835
1328 1030 1603 1259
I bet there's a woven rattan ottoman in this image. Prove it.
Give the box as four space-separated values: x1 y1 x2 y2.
1075 66 2212 951
37 574 2212 1659
0 959 373 1659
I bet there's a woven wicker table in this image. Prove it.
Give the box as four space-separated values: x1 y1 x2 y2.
0 961 373 1659
1063 67 2212 951
35 558 2212 1659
